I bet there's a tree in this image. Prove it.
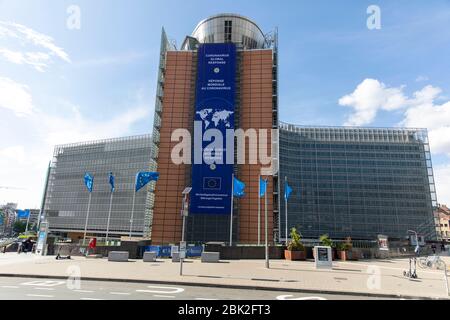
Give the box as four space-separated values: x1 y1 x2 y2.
13 221 26 234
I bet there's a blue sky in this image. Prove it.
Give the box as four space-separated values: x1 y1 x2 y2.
1 0 450 208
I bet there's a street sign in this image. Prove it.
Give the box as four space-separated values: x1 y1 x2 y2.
314 246 332 269
179 241 187 259
170 245 179 257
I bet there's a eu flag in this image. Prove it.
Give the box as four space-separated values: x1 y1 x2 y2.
285 182 293 200
233 177 245 198
109 172 115 193
259 177 268 198
84 173 94 193
135 172 159 192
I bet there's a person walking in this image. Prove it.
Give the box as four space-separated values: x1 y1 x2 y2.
86 237 97 256
431 243 437 255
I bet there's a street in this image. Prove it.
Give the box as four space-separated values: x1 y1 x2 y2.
0 276 394 300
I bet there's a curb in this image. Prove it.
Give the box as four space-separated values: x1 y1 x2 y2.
0 273 447 300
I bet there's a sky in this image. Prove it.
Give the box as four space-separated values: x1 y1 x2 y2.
1 0 450 208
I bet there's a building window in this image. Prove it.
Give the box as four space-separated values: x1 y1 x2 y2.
224 20 232 42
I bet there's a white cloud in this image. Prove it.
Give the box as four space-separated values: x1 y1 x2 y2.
416 75 429 82
0 21 70 71
38 103 150 147
0 78 151 208
339 79 407 126
0 77 34 116
339 79 450 204
0 48 51 72
434 164 450 207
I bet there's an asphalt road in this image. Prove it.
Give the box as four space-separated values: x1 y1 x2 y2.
0 276 397 300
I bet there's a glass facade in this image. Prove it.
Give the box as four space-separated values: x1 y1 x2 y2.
43 135 156 238
279 123 437 241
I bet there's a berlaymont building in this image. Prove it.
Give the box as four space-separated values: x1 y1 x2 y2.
41 13 439 245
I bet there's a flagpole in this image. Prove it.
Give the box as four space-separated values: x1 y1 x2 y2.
285 176 288 244
25 211 30 234
258 175 261 246
230 173 234 246
106 191 113 243
264 178 269 269
82 192 92 246
129 188 136 238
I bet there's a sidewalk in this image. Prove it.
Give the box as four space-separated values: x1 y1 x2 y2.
0 253 449 299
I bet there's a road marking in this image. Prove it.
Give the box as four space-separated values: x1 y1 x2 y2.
74 290 94 293
195 298 218 300
26 294 54 298
21 280 65 287
153 295 175 298
34 288 55 291
136 285 185 295
276 295 327 300
109 292 131 295
80 298 104 300
1 285 19 289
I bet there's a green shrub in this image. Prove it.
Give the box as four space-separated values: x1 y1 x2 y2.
319 234 334 248
287 227 305 251
337 237 353 251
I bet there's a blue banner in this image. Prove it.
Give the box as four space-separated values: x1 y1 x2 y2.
109 172 115 193
17 209 30 218
285 181 293 200
190 43 236 215
259 177 268 198
144 245 203 258
84 173 94 193
135 172 159 192
233 177 245 198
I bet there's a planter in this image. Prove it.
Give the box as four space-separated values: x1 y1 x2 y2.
284 250 306 261
337 250 359 261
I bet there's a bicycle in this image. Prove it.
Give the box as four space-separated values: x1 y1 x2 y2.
418 255 446 270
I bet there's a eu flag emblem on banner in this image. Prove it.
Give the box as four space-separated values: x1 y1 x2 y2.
233 177 245 198
84 173 94 193
135 172 159 192
285 182 293 200
109 172 115 193
17 209 30 219
259 177 268 198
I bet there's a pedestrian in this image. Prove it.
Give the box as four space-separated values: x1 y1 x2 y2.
431 243 436 254
441 242 446 252
86 237 97 256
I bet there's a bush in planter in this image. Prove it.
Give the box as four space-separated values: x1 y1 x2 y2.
337 237 355 261
319 234 336 260
285 227 306 260
319 234 334 248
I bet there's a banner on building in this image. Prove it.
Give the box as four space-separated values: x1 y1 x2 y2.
190 43 236 215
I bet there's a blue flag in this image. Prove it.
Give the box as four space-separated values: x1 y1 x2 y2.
233 177 245 198
109 172 115 193
84 173 94 193
259 177 268 198
285 181 293 200
17 209 30 219
135 172 159 192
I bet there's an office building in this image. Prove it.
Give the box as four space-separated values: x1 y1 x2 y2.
279 123 438 241
151 14 279 244
42 135 156 240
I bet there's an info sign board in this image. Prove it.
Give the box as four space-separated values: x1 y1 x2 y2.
314 246 333 269
377 235 389 251
179 241 187 259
